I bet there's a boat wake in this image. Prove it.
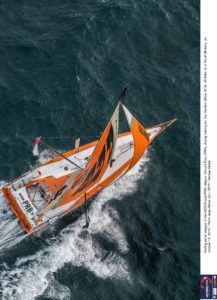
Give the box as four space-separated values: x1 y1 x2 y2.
0 152 149 300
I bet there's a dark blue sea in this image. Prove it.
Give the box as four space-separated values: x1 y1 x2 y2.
0 1 199 299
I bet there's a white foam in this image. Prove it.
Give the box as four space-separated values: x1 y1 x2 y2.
42 277 71 300
36 149 57 165
0 153 149 300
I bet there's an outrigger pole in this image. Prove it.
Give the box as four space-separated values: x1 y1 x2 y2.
39 139 83 170
83 192 90 229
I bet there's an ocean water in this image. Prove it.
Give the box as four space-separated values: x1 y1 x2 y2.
0 1 199 299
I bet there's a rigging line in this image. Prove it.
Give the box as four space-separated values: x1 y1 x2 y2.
39 140 83 170
5 135 100 139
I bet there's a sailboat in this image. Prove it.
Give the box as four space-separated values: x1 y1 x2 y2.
2 85 176 234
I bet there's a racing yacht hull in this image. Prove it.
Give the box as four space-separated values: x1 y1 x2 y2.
2 132 134 233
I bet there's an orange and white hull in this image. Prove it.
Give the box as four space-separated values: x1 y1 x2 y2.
2 132 135 233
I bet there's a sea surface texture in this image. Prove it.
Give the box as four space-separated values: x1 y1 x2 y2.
0 1 199 299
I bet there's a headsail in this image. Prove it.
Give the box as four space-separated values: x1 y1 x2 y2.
122 105 149 170
122 104 177 171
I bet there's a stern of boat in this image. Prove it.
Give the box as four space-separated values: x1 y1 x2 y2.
1 174 50 233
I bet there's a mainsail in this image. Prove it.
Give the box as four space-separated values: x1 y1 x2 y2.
66 85 128 202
